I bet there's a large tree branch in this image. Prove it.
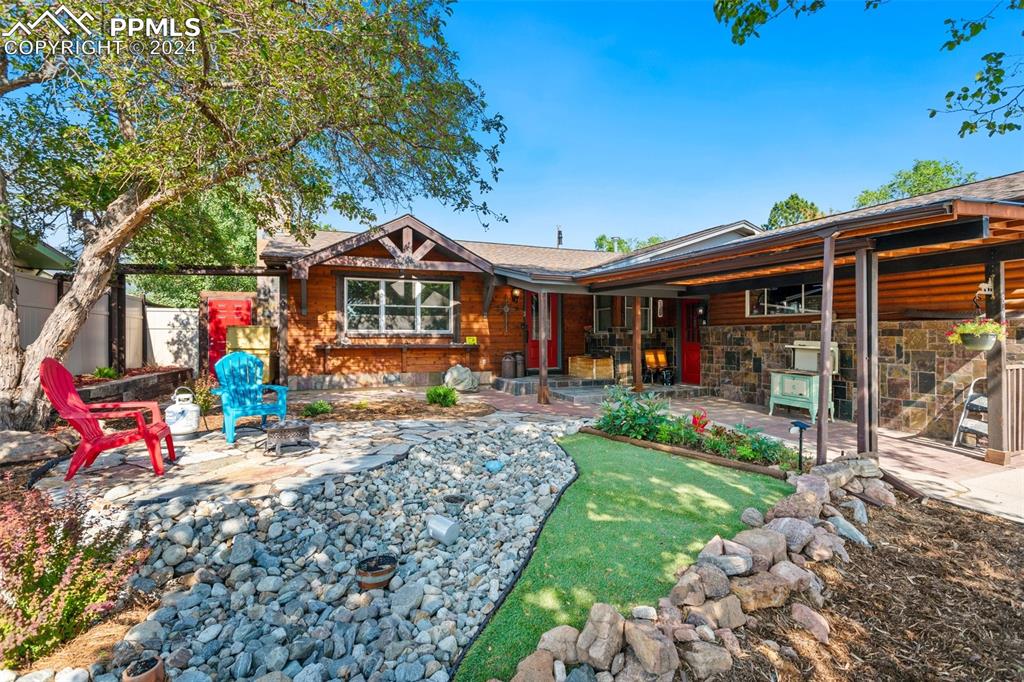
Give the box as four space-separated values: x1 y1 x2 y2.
0 55 60 97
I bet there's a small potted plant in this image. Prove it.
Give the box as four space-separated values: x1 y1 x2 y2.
947 317 1006 351
122 657 165 682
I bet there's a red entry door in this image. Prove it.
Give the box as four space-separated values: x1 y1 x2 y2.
208 298 253 370
525 292 559 370
680 300 702 384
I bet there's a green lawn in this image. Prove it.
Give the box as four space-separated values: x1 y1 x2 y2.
455 433 792 681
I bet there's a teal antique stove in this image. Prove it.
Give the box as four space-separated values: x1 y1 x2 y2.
768 340 838 424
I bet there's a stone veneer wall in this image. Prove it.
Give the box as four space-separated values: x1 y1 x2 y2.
588 326 677 382
699 321 1024 439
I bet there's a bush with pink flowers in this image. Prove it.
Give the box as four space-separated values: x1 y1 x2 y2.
0 477 145 667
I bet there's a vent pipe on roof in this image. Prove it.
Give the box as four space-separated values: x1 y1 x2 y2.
556 226 563 248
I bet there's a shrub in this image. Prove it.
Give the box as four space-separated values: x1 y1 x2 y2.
352 399 370 410
596 385 669 441
92 366 118 380
301 400 333 418
189 373 217 415
426 385 459 407
0 478 144 667
655 417 698 446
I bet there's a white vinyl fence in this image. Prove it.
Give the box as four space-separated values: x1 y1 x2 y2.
16 272 196 375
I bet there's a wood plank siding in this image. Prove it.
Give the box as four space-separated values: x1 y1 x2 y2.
709 261 1024 325
287 264 591 378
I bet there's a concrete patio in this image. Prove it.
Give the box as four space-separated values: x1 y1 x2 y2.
669 396 1024 523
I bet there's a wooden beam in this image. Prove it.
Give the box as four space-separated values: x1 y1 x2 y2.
985 259 1009 462
278 275 289 386
482 274 496 319
378 236 404 259
633 295 643 392
816 235 836 464
402 227 413 255
116 264 288 276
321 255 482 272
412 239 435 261
855 248 879 453
537 291 551 405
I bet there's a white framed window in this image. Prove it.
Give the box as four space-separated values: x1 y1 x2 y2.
746 283 822 317
593 295 614 332
625 297 652 332
344 278 453 333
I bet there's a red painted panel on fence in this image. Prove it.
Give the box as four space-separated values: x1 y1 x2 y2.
208 299 252 370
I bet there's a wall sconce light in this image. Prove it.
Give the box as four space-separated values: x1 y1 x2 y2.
656 299 664 318
511 288 521 303
696 304 708 325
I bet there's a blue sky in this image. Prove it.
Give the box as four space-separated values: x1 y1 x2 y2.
326 0 1024 250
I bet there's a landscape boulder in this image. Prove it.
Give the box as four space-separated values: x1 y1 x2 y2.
809 460 856 489
732 528 787 567
729 572 792 611
669 571 705 607
697 554 753 577
681 641 733 680
767 491 823 521
444 364 480 392
861 478 897 507
792 603 830 643
793 474 831 504
576 602 625 670
687 594 746 630
624 620 680 675
769 560 814 591
764 517 815 553
740 507 764 527
511 650 555 682
538 624 581 664
692 562 730 599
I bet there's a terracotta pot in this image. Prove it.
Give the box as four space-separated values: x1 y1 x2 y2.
356 553 398 591
961 333 996 351
122 657 165 682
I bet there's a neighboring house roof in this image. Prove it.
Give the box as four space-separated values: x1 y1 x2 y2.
12 231 74 270
586 220 762 274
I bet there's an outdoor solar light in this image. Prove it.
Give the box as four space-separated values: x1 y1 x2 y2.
789 420 811 471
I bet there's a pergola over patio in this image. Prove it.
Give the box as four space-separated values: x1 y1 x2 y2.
578 197 1024 465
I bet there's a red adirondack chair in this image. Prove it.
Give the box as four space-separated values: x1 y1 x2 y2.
39 358 176 480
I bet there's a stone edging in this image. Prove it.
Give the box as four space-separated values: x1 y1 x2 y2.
497 454 901 681
447 440 582 678
580 426 787 480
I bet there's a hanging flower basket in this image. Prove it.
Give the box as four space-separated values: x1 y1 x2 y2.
947 317 1006 351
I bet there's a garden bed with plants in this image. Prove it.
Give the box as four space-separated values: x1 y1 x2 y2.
591 386 802 477
73 365 186 387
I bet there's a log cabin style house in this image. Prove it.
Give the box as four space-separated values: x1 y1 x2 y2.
259 170 1024 465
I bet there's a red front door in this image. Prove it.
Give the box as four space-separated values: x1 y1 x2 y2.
525 292 559 369
208 298 253 370
680 300 702 384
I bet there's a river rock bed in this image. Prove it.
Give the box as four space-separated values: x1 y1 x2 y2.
94 415 584 682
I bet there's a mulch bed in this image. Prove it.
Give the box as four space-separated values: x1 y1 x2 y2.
730 498 1024 681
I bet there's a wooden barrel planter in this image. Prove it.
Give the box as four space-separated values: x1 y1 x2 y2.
356 554 398 590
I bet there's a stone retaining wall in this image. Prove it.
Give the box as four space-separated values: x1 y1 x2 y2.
78 368 193 404
699 320 1024 439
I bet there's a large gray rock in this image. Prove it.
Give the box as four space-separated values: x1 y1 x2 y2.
740 507 764 527
443 364 479 392
769 560 814 591
669 571 705 607
390 582 424 618
687 594 745 630
576 603 625 670
767 491 823 521
829 515 872 547
729 572 792 611
0 432 71 464
697 554 752 577
809 461 856 489
794 474 831 504
840 497 869 525
692 562 730 599
861 478 897 506
124 620 165 648
732 528 787 567
765 517 815 553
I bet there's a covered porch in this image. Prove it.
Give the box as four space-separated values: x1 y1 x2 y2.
668 395 1024 522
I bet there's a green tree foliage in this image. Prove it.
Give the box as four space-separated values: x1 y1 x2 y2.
0 0 506 428
854 160 977 208
594 234 663 253
127 186 260 307
713 0 1024 136
764 193 823 229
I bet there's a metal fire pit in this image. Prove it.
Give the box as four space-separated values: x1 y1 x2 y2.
265 420 313 456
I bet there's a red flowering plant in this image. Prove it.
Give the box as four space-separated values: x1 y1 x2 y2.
946 317 1007 345
0 476 146 667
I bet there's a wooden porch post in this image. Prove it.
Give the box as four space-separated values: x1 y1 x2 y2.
985 258 1010 463
278 274 289 386
116 272 127 374
632 295 643 392
816 235 836 464
537 290 551 404
855 248 879 453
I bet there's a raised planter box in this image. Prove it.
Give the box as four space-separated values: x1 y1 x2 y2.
579 426 788 480
78 368 193 404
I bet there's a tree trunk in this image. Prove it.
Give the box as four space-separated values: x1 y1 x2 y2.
0 169 23 429
3 184 163 430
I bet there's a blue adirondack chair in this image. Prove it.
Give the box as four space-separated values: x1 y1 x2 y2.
213 352 288 443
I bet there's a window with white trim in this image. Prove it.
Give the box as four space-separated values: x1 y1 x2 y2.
746 283 822 317
344 278 453 333
593 295 614 332
625 297 652 332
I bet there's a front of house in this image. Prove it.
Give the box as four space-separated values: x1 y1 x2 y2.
259 171 1024 460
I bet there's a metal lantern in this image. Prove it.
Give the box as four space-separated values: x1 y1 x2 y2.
165 386 202 440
